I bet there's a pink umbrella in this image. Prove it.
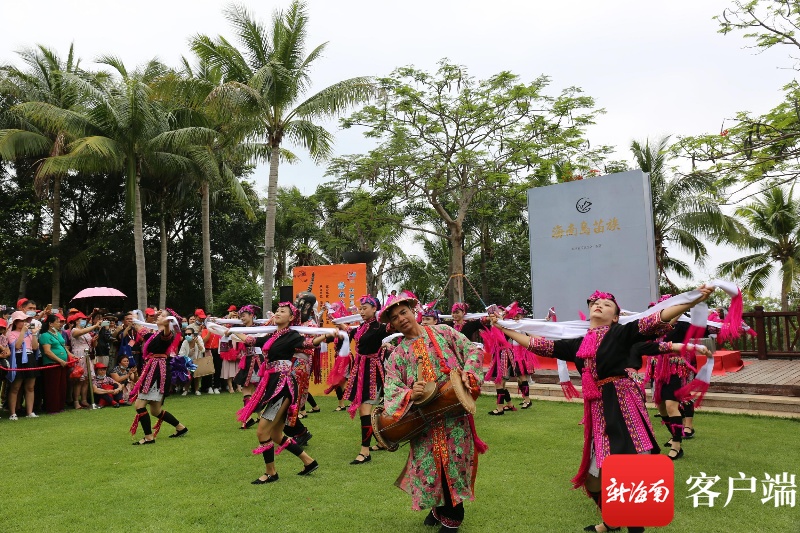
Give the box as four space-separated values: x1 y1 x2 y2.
71 287 127 300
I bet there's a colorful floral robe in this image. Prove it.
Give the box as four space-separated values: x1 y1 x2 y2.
383 324 485 510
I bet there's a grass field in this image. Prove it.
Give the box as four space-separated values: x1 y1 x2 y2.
1 393 797 532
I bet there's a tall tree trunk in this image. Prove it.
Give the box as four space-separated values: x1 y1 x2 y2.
18 206 41 299
159 213 168 309
263 145 281 317
480 220 489 301
449 223 465 304
781 272 789 312
201 181 213 311
51 174 61 309
133 171 148 310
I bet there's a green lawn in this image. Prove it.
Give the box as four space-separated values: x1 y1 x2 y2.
1 394 797 532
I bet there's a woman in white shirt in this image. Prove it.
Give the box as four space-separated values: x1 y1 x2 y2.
69 312 99 409
179 326 205 395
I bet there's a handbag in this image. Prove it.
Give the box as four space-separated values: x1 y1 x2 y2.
193 356 214 377
70 364 85 379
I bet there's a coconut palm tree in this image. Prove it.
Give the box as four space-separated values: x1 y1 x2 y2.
718 186 800 311
191 1 374 314
153 59 259 310
16 57 218 309
0 44 103 308
631 136 742 290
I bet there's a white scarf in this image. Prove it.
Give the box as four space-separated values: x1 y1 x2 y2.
498 279 740 340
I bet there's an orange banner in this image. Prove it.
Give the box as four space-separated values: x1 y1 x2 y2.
293 264 367 395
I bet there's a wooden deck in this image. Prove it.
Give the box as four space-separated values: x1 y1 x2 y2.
530 358 800 397
709 358 800 396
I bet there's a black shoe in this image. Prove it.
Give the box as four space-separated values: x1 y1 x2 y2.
684 428 695 439
667 448 684 460
294 430 313 447
169 427 189 438
520 401 532 409
423 509 440 526
297 460 319 476
132 438 155 445
309 407 321 413
664 439 673 447
488 409 504 416
251 473 279 484
350 453 371 465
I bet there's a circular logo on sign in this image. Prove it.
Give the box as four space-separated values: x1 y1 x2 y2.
576 197 592 213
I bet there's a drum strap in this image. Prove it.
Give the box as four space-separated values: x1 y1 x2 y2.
426 327 489 456
423 326 451 375
412 337 437 383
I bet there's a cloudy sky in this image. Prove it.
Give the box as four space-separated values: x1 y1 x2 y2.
3 0 792 295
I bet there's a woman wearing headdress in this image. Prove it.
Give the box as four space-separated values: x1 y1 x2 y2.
485 302 533 415
235 302 318 484
228 304 266 430
449 303 469 332
128 309 189 445
637 295 711 460
419 307 442 326
496 287 714 533
342 294 392 464
294 289 321 418
323 301 353 412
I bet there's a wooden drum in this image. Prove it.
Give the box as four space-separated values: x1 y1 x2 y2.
371 372 480 452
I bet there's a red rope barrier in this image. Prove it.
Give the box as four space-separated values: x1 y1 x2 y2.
0 359 76 372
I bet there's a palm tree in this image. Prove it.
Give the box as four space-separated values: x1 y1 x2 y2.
718 186 800 311
17 57 218 309
191 1 374 314
153 60 258 310
0 44 101 308
631 136 742 290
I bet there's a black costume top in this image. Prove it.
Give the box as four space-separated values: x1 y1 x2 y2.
349 319 391 355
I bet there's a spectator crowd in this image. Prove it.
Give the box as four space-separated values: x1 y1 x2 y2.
0 298 243 420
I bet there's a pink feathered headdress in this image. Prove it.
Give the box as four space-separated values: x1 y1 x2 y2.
328 301 349 320
504 301 526 319
586 291 620 314
451 302 468 313
277 301 300 326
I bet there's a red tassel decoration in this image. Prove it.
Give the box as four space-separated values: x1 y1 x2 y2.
129 412 142 436
275 437 295 455
152 411 165 437
675 380 710 408
680 324 706 359
719 290 744 342
467 414 488 454
252 441 274 455
560 380 581 400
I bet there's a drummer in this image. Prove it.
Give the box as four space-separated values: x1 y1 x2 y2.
381 293 487 533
